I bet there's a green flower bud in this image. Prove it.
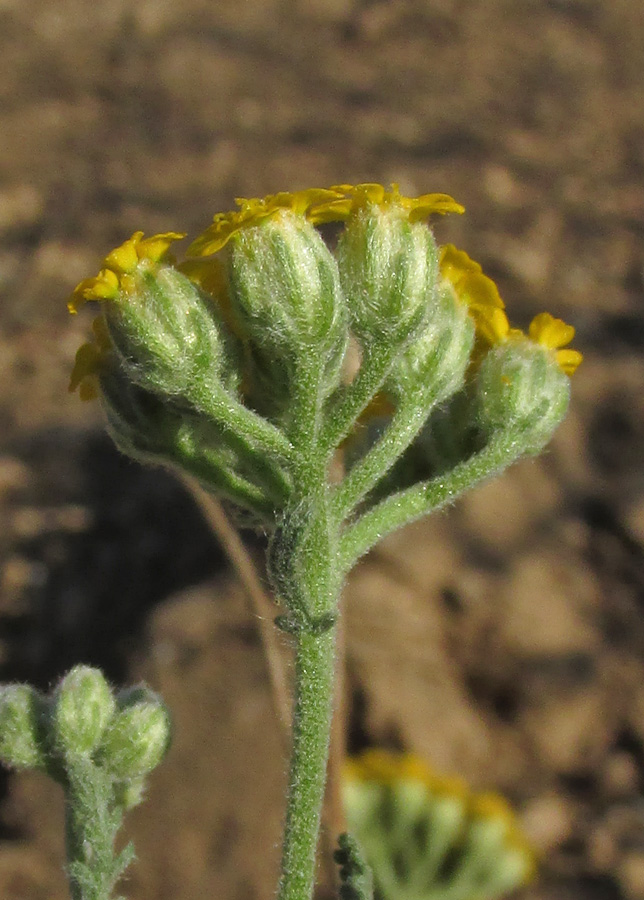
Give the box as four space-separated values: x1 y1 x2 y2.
414 390 480 477
105 265 234 401
0 684 47 770
69 232 239 405
225 210 349 413
477 338 570 454
336 203 439 346
52 666 115 759
98 364 185 462
98 686 171 778
113 776 147 810
387 287 474 405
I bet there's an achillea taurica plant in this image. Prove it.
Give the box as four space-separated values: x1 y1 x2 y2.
55 183 582 900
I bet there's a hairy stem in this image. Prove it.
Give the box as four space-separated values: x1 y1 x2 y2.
331 386 443 522
338 428 525 573
320 341 400 454
64 758 132 900
278 628 337 900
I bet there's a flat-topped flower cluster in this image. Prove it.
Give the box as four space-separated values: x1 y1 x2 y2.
67 183 581 532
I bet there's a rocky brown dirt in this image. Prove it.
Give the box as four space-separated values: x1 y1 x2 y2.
0 1 643 899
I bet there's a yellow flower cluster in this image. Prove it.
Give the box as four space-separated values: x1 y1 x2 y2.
67 185 581 400
68 231 185 398
306 182 465 224
186 189 344 257
68 231 185 314
187 184 464 257
439 244 582 375
344 749 536 878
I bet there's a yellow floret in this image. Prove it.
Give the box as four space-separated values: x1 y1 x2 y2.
528 312 583 374
68 315 113 400
68 231 185 313
308 182 465 225
439 245 582 375
187 188 346 257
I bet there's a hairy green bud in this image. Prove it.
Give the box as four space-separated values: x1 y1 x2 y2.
104 266 235 402
226 211 348 417
336 205 439 346
98 364 185 461
228 211 347 352
387 287 474 405
0 684 47 770
99 686 171 778
477 339 570 454
52 666 115 759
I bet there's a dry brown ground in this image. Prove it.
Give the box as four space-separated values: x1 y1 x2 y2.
0 1 643 898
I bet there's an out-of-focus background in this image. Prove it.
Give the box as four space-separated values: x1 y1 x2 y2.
0 1 643 898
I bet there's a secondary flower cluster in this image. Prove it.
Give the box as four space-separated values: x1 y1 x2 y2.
67 183 581 523
344 750 535 900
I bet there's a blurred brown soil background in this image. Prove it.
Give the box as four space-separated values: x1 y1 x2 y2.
0 1 643 898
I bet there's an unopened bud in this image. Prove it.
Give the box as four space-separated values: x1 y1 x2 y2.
98 364 185 462
387 288 474 405
0 684 47 770
98 686 171 778
336 204 439 345
226 210 348 411
52 666 115 759
477 339 570 454
105 266 235 402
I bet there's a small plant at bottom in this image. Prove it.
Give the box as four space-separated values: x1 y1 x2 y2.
0 666 171 900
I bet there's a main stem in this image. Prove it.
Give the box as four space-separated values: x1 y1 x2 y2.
277 356 339 900
64 758 129 900
278 627 337 900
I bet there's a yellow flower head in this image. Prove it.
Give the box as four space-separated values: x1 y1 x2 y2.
187 188 346 257
344 749 536 883
439 245 582 375
308 182 465 225
491 311 582 375
439 244 506 339
528 311 583 375
68 315 112 401
68 231 185 313
344 748 467 801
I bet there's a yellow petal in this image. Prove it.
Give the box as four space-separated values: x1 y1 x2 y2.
555 348 583 375
67 269 120 313
68 342 103 394
103 232 143 274
472 306 510 346
137 232 186 264
457 271 504 311
406 194 465 221
528 312 575 349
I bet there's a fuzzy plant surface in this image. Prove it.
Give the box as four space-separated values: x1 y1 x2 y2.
63 183 582 900
0 666 171 900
